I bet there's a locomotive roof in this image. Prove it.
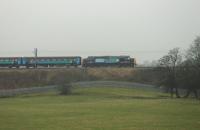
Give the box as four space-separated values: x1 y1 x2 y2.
87 56 131 58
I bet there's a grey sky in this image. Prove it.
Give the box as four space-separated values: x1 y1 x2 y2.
0 0 200 63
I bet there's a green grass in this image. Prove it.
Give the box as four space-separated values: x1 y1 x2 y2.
0 86 200 130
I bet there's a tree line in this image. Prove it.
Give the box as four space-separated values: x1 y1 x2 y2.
157 36 200 99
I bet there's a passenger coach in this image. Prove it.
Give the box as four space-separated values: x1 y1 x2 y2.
0 56 81 68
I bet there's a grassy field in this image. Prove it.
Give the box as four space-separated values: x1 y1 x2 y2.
0 86 200 130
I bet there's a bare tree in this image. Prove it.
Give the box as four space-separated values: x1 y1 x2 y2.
182 36 200 98
158 48 182 98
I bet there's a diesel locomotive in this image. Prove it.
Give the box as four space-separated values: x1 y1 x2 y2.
0 56 135 68
83 56 135 67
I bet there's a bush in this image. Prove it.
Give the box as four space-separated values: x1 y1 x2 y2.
59 83 72 95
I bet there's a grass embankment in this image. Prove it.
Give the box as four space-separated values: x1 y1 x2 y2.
0 68 157 90
0 86 199 130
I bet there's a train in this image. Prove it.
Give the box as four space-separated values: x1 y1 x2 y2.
0 56 135 68
83 56 135 67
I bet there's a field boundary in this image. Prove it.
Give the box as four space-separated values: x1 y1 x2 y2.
0 81 157 97
0 86 57 97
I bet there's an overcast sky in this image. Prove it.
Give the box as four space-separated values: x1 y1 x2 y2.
0 0 200 63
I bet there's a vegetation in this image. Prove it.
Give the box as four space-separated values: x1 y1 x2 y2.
181 36 200 98
157 36 200 99
0 68 156 90
157 48 182 98
59 83 72 95
0 69 90 90
0 86 200 130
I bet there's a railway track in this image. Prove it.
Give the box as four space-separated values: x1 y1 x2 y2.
0 67 85 71
0 66 155 71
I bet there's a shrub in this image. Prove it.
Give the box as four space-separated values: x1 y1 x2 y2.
59 83 72 95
